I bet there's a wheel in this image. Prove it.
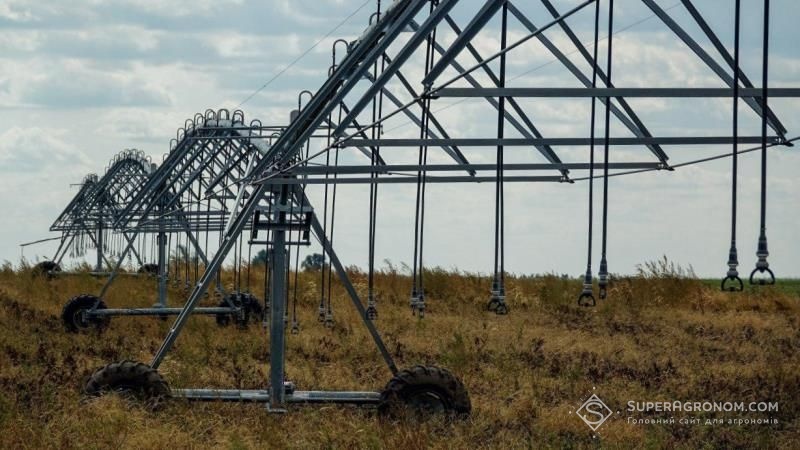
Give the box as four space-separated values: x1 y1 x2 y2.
33 261 61 278
84 360 169 408
215 297 238 327
62 294 110 332
137 263 159 275
241 293 263 321
379 365 471 417
494 303 509 315
215 292 262 327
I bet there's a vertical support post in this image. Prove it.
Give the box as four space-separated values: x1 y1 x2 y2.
489 2 508 315
156 201 168 308
268 184 289 412
95 221 103 272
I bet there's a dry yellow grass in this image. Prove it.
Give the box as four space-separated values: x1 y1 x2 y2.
0 261 798 449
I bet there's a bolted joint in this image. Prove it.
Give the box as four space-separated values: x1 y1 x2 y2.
727 245 739 267
582 270 593 287
488 276 506 313
756 235 770 261
365 292 378 320
598 259 609 300
415 293 426 318
598 259 608 278
317 302 326 322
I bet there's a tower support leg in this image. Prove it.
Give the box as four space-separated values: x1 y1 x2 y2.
96 222 104 272
268 185 289 412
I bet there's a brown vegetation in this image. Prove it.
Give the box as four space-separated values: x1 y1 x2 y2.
0 259 798 449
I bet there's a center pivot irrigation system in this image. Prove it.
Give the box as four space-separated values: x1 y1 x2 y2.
40 150 155 277
33 0 798 414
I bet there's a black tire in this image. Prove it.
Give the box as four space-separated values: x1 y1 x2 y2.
495 303 509 315
241 292 263 320
379 365 471 417
215 297 237 327
138 263 159 275
215 292 262 327
33 261 61 278
84 360 169 408
62 294 110 332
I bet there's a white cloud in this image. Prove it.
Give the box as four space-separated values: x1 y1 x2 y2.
0 0 37 22
0 126 92 172
0 58 174 109
0 0 798 277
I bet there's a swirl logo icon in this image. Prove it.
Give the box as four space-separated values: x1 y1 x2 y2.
575 394 613 431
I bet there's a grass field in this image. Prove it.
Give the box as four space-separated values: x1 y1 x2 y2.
1 259 798 449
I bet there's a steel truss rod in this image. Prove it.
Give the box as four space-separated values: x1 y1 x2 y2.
201 140 251 192
164 141 231 208
436 16 564 170
81 226 113 269
572 135 798 182
365 60 472 171
118 231 145 266
307 197 397 375
51 179 97 230
182 134 340 140
533 0 667 162
344 136 777 147
260 175 564 185
332 0 460 137
422 0 592 90
427 0 596 93
88 307 237 317
322 115 386 165
435 87 800 98
680 0 783 138
172 389 380 404
53 233 76 265
423 0 507 85
337 103 386 163
436 1 662 164
290 162 663 175
118 137 218 227
641 0 787 138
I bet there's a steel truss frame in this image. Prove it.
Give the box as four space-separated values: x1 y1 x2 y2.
71 110 285 322
77 0 796 411
50 150 155 273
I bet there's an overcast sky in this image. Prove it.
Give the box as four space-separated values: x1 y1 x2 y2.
1 0 798 278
